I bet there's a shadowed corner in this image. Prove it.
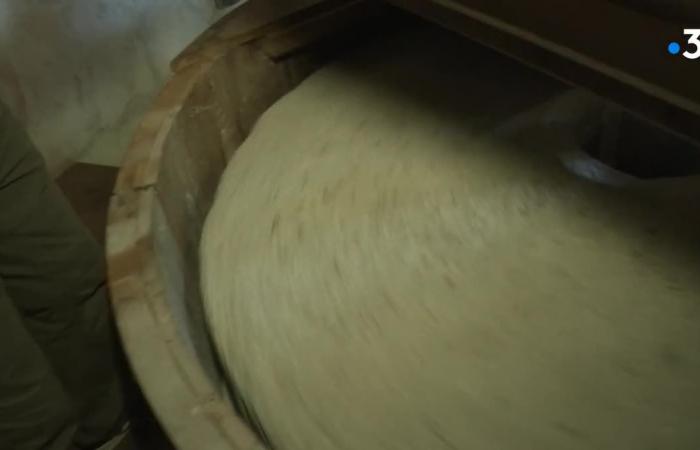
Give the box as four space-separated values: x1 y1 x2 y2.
57 162 175 450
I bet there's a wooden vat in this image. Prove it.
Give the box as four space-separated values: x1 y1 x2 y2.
107 2 397 448
106 1 700 448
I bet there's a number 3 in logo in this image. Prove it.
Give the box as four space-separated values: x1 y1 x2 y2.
684 29 700 59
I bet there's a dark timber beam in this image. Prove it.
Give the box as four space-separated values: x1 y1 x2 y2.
386 0 700 144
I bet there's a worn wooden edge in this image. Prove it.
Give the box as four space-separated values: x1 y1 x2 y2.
108 190 264 450
105 41 274 450
112 64 204 195
386 0 700 145
258 0 391 60
107 1 385 448
171 0 359 72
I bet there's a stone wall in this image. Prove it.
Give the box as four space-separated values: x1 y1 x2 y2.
0 0 233 174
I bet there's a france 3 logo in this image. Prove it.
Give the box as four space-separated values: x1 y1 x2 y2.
668 29 700 59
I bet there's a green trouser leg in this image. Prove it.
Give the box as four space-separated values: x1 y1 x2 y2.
0 278 78 450
0 102 125 449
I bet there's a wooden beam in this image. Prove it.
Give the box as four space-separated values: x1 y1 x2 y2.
609 0 700 24
387 0 700 144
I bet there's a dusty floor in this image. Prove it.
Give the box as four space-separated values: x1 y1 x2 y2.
57 163 174 450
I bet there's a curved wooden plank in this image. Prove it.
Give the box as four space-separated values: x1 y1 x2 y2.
107 1 385 448
171 0 336 72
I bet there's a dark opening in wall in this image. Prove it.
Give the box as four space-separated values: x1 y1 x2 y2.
583 113 700 179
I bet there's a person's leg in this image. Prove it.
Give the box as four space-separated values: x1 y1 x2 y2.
0 277 78 450
0 102 125 448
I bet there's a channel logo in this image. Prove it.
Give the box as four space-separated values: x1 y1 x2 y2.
668 29 700 59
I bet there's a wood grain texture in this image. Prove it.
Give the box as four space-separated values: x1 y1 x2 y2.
172 0 342 72
106 1 387 449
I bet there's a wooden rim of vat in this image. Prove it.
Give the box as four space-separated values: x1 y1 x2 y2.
106 0 399 447
107 1 700 448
